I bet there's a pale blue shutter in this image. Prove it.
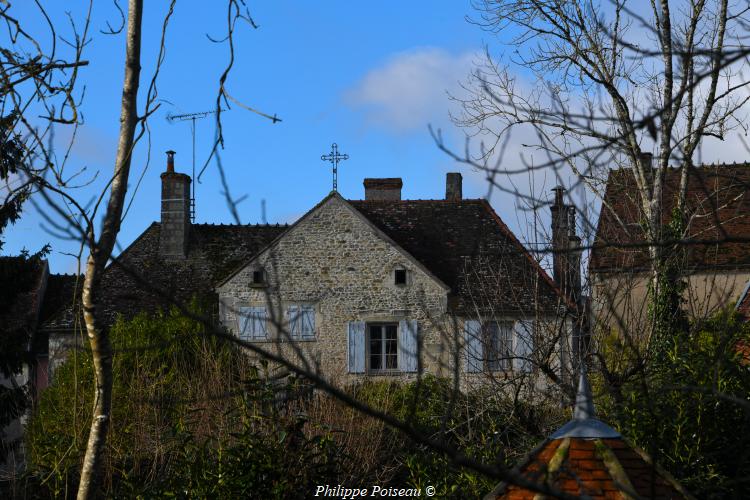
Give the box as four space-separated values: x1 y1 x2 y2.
238 307 252 341
513 320 534 372
398 319 418 372
347 321 366 373
464 320 483 373
301 306 315 339
252 307 268 339
287 305 299 339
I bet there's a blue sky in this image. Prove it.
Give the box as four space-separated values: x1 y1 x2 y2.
4 1 508 273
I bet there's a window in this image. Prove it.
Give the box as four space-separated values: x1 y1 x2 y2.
238 306 268 340
288 305 315 339
251 270 265 285
485 321 513 371
465 319 533 373
394 268 407 285
368 324 398 372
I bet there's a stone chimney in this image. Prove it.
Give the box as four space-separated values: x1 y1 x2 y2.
364 178 402 201
159 150 191 258
445 172 462 201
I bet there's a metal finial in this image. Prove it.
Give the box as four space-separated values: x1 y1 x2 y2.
320 143 349 191
573 364 596 420
550 363 621 439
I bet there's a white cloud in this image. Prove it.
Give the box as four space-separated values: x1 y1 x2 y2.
344 48 475 132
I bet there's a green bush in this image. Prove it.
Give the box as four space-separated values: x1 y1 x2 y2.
349 376 566 499
611 309 750 498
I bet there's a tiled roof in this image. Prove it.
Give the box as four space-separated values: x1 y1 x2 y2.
349 199 566 315
590 164 750 273
492 437 690 499
42 222 287 332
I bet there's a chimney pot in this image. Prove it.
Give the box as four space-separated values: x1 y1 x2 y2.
445 173 462 201
364 178 402 201
166 150 176 173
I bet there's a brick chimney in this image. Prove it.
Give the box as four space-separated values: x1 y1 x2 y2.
551 186 569 294
445 173 462 201
159 150 191 258
364 178 402 201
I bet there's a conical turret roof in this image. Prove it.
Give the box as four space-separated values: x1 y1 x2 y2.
487 367 693 499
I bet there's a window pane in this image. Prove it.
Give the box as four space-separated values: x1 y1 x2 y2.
370 326 382 371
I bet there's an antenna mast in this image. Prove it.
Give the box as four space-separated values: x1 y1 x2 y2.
166 109 224 221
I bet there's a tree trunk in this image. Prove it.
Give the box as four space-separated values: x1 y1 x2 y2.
77 1 143 498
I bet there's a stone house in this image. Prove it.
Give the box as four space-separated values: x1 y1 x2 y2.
41 153 579 391
590 159 750 332
216 176 579 387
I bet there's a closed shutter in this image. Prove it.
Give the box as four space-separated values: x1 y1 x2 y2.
398 319 418 372
301 306 316 339
238 307 252 341
513 320 534 372
464 320 483 373
252 307 268 339
347 321 366 373
239 306 268 340
287 305 299 339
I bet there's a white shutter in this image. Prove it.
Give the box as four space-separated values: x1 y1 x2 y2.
513 320 534 372
347 321 366 373
464 320 483 373
398 319 418 373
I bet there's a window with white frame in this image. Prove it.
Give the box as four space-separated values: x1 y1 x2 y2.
287 305 316 339
368 323 398 372
238 306 268 340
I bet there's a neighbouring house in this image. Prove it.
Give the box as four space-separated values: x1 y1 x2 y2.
41 152 581 393
589 157 750 333
485 368 693 499
0 256 77 476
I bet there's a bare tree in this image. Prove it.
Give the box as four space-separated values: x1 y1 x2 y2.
447 0 750 342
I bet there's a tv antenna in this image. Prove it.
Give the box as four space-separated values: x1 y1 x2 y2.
166 108 225 221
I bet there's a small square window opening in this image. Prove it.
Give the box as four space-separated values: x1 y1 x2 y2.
252 270 265 284
394 269 407 285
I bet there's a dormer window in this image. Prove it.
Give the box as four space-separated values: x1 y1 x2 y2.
251 269 265 285
394 268 407 286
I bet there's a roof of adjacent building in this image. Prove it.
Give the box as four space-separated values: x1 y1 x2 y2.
487 368 693 500
350 198 567 314
42 222 287 332
590 164 750 273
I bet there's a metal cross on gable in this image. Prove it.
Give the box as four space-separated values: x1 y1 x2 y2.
320 142 349 191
